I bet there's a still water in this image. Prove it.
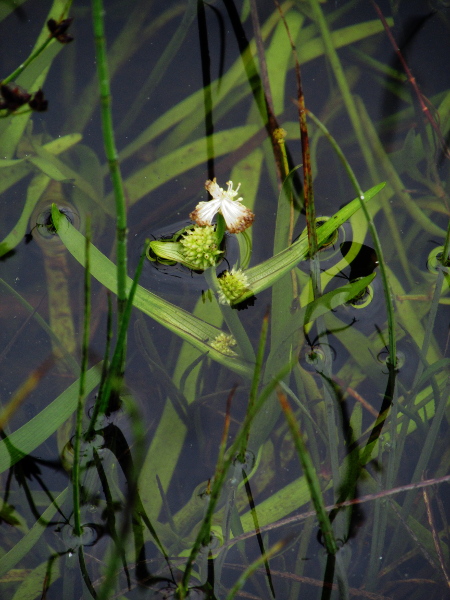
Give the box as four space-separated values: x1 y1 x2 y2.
0 0 449 598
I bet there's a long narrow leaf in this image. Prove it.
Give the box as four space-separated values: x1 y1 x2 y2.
51 205 253 377
0 364 101 475
230 183 385 304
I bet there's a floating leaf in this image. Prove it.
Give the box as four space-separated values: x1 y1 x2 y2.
230 183 386 304
51 205 253 378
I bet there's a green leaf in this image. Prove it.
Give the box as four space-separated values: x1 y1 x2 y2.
298 273 376 326
0 364 102 475
0 0 68 159
0 133 81 201
232 183 386 304
118 0 198 133
0 134 85 257
0 172 49 257
0 0 28 22
112 125 260 206
11 559 61 600
0 489 68 578
51 206 253 378
28 144 102 210
149 240 186 264
416 358 450 390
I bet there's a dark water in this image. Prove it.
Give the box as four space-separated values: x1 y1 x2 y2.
0 1 449 598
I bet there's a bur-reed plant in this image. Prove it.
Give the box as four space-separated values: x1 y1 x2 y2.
0 1 449 599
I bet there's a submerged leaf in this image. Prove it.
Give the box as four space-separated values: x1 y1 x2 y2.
0 364 101 475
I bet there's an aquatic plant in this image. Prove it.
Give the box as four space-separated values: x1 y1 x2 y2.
0 1 449 599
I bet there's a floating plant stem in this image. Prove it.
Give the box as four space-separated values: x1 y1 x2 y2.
77 545 96 598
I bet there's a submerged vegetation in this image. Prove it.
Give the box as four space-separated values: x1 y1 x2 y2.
0 0 449 598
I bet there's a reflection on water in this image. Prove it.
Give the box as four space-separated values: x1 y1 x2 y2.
0 1 449 599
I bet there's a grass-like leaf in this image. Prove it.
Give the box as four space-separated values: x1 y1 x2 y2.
0 364 102 475
231 183 385 304
50 204 253 378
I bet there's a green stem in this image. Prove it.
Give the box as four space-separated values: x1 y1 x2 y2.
240 312 269 459
3 39 53 86
278 390 338 554
179 358 294 595
91 0 128 327
2 0 73 85
72 220 91 537
306 109 397 369
308 0 374 176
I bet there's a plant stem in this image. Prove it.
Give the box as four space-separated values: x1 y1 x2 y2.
91 0 128 329
306 110 397 363
72 219 91 537
2 0 74 85
2 38 53 86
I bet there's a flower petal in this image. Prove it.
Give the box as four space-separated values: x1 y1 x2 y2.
205 178 222 199
190 178 254 233
189 199 221 226
220 199 255 234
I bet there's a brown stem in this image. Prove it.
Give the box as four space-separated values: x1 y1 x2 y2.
370 0 450 160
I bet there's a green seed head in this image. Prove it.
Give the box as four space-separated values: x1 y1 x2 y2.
217 268 250 305
179 225 223 270
210 333 238 356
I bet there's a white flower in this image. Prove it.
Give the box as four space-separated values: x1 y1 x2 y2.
189 179 255 234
